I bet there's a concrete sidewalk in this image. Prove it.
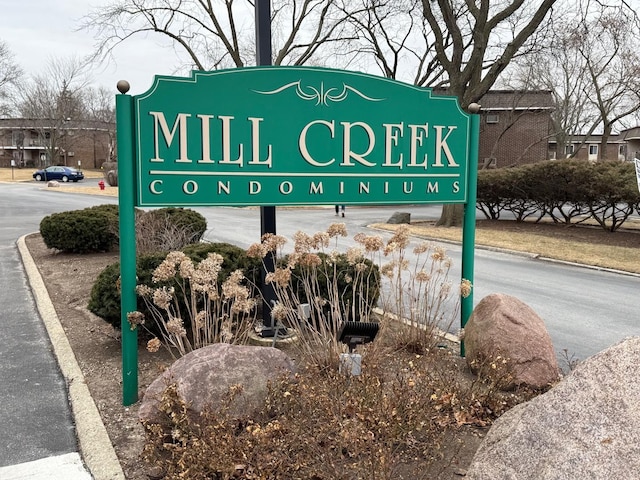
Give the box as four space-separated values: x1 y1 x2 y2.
11 235 124 480
0 453 92 480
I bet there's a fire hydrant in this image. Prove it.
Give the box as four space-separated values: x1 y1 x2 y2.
98 180 105 191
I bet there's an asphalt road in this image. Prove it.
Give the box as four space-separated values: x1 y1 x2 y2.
0 183 117 469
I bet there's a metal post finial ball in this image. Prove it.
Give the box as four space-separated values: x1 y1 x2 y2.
117 80 130 94
468 103 481 114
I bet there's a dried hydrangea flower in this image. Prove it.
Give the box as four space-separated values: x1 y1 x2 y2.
147 337 161 353
126 310 145 330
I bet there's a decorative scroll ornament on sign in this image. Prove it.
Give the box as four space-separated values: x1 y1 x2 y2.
254 81 385 106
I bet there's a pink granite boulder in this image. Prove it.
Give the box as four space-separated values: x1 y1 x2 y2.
464 293 560 390
139 343 296 424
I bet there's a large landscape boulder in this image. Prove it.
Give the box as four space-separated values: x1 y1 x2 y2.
139 343 296 424
466 337 640 480
464 293 560 390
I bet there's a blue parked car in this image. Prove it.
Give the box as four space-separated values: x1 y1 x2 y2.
33 166 84 182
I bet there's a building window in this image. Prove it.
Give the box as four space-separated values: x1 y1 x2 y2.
589 144 598 156
564 144 575 155
619 145 626 156
486 113 499 124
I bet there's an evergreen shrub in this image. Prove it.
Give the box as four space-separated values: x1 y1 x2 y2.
40 207 119 253
287 252 381 322
88 242 257 334
150 208 207 242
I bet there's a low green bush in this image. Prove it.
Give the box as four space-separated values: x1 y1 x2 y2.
287 252 380 322
40 207 119 253
476 160 640 230
87 252 168 330
40 205 207 255
182 242 262 286
150 207 207 242
88 242 258 335
135 207 208 254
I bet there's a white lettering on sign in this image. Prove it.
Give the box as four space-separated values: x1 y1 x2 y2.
150 112 273 167
150 112 191 163
433 126 459 167
299 120 335 167
298 121 458 169
279 181 293 194
218 181 230 194
383 122 403 168
340 122 376 167
150 179 163 194
183 180 198 195
408 124 428 168
249 181 261 194
148 112 460 171
144 178 456 198
310 182 323 194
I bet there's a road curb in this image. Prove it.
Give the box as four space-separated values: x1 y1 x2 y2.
17 234 125 480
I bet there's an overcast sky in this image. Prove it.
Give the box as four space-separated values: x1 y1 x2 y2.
0 0 188 95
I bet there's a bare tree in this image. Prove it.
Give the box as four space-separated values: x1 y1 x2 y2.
81 0 559 226
17 57 91 167
0 40 22 116
510 1 640 162
421 0 559 226
82 86 116 123
575 4 640 160
422 0 558 111
504 22 596 160
80 86 117 168
82 0 361 71
339 0 447 87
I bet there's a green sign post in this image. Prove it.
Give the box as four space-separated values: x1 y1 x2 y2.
116 67 479 405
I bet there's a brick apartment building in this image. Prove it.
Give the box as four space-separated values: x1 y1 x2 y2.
548 134 627 162
477 90 555 169
0 118 115 170
468 90 636 166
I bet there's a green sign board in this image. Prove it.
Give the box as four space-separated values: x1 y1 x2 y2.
133 66 471 206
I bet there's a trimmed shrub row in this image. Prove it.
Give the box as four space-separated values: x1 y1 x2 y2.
476 160 640 231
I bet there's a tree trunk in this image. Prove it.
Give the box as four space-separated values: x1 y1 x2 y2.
435 204 464 227
599 123 612 161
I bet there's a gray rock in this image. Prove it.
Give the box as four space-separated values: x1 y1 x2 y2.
466 337 640 480
464 293 560 390
387 211 411 224
139 343 295 424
